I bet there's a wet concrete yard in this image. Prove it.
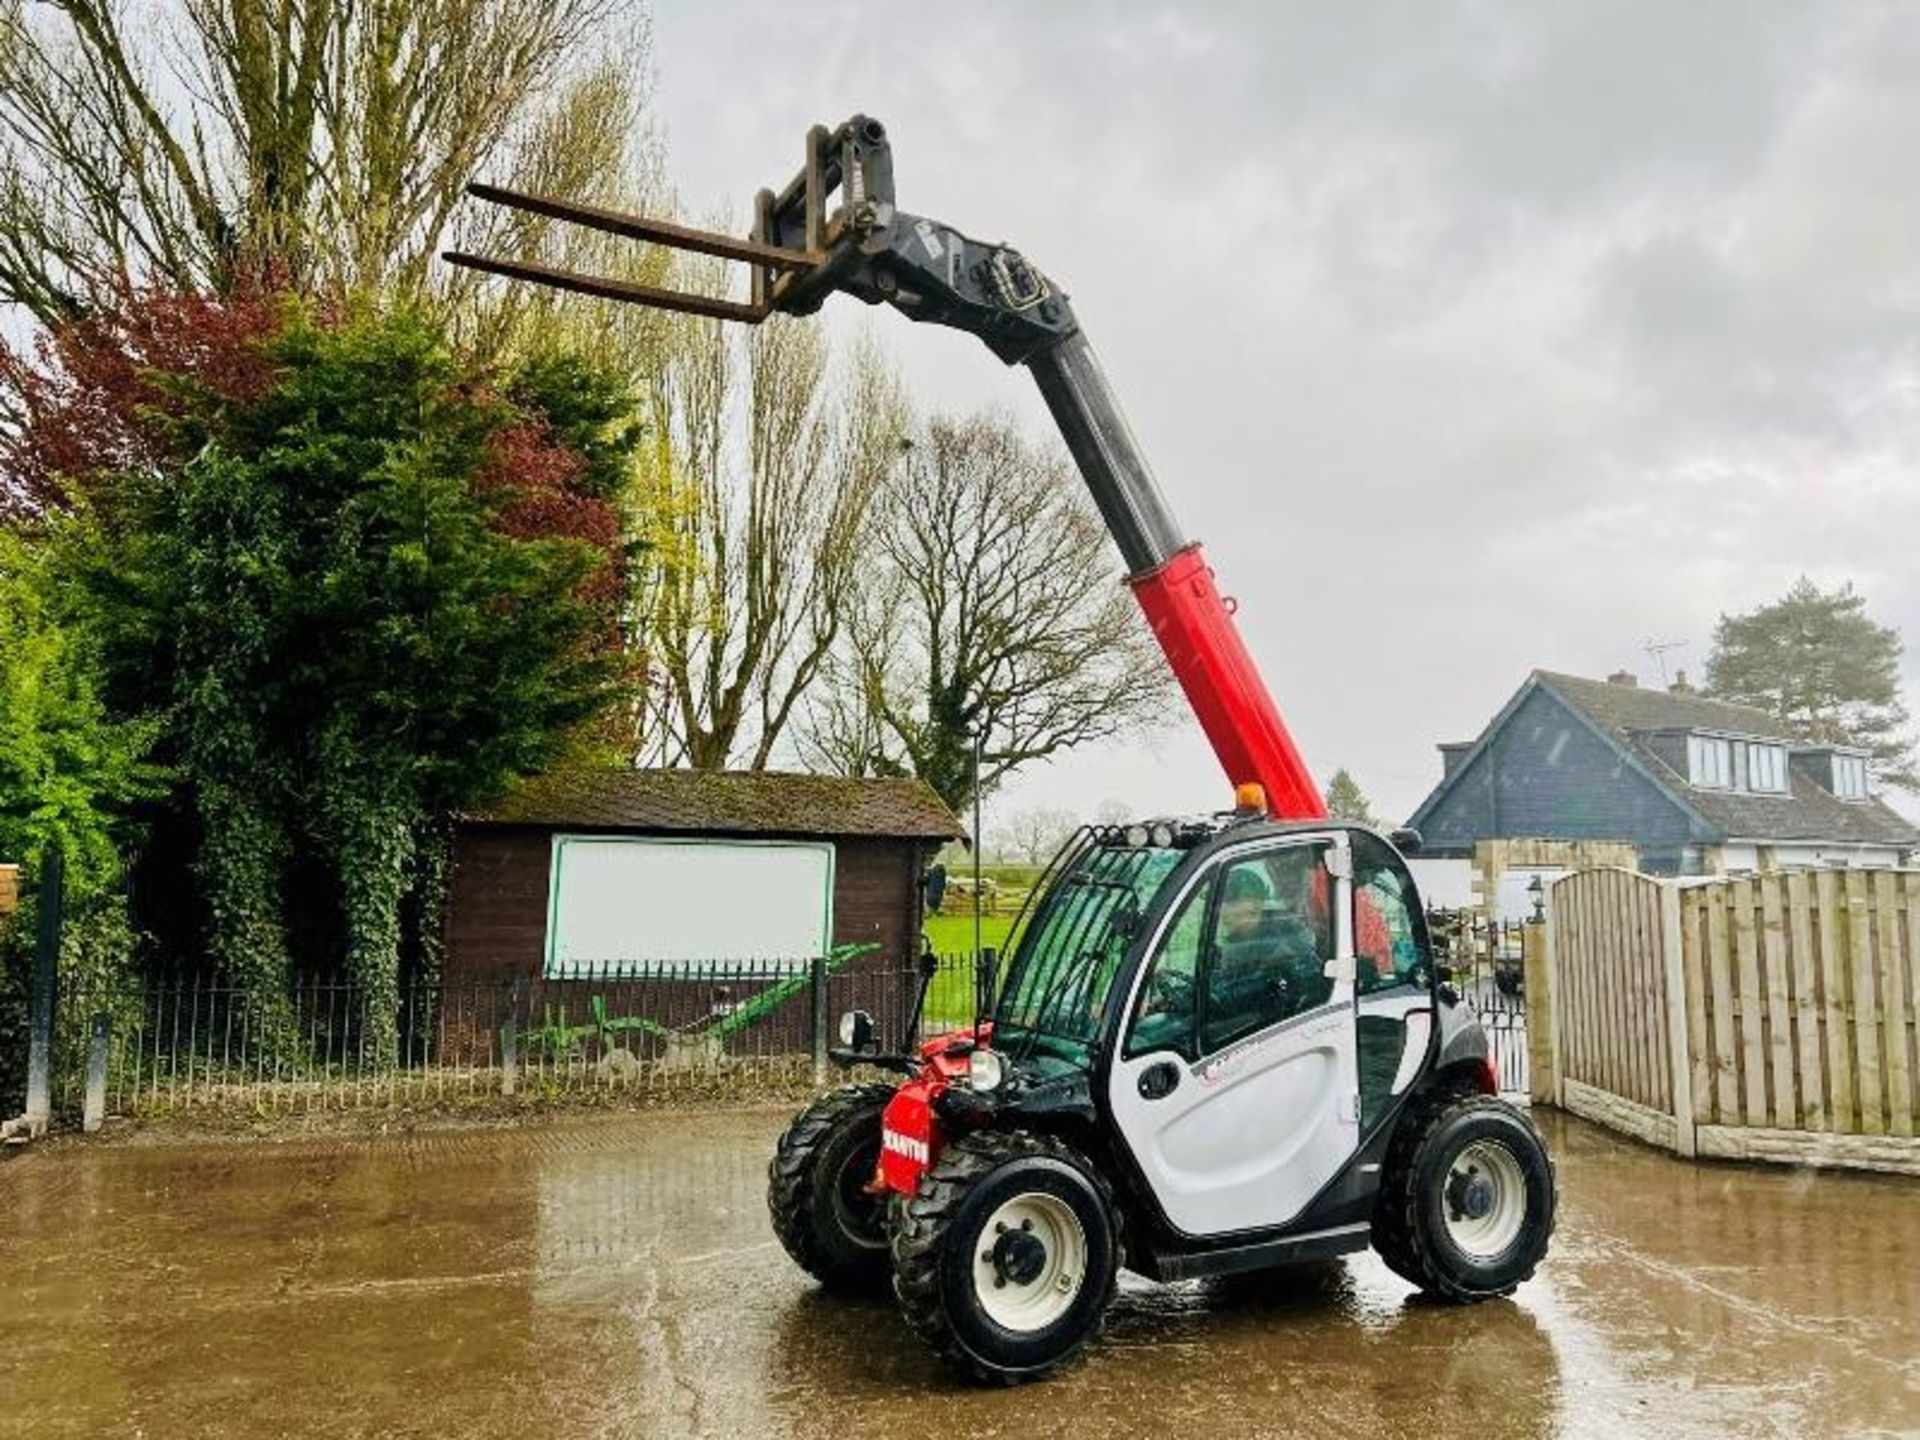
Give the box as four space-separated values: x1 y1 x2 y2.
2 1107 1915 1438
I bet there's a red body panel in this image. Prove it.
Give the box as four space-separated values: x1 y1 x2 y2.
1128 544 1327 821
876 1029 987 1196
879 1080 939 1193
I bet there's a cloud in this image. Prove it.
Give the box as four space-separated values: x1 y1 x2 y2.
647 1 1920 824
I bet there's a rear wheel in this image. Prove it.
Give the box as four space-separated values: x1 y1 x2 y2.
891 1130 1119 1384
767 1083 897 1292
1373 1094 1554 1301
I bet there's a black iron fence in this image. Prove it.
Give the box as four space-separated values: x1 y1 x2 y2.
1430 910 1532 1096
8 908 1534 1131
38 952 990 1123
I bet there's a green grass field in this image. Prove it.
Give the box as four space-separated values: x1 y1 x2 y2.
918 910 1019 1027
921 910 1016 955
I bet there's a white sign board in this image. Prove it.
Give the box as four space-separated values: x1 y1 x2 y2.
545 836 835 975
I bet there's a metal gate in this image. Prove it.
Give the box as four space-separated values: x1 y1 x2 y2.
1428 909 1530 1097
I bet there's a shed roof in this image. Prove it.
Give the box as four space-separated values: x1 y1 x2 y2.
465 768 964 841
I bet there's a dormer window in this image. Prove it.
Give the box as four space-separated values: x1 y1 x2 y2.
1832 754 1868 801
1746 743 1788 794
1687 734 1789 793
1688 735 1730 788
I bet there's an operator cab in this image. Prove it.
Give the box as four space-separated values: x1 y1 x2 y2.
988 813 1445 1242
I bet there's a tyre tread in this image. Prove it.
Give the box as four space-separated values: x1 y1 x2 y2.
767 1082 899 1291
1372 1092 1555 1302
890 1129 1120 1384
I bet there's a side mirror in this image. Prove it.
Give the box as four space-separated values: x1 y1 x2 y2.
837 1009 875 1052
922 862 948 913
1389 827 1423 855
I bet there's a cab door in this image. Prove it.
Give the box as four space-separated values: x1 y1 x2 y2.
1107 835 1361 1238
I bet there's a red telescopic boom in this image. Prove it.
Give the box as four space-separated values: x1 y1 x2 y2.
445 116 1325 820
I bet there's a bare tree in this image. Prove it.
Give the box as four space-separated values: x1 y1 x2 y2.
0 0 649 324
1002 806 1078 866
631 313 907 769
822 412 1173 814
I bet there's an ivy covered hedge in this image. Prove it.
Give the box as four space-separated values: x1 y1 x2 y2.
1 293 644 1063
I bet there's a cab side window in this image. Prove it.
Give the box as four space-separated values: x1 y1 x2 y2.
1199 846 1333 1053
1352 833 1426 993
1124 881 1209 1060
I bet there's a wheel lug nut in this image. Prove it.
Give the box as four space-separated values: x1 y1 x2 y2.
1020 1218 1033 1232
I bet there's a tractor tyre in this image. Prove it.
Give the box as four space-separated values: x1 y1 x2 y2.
768 1082 898 1293
1373 1093 1555 1302
890 1129 1120 1385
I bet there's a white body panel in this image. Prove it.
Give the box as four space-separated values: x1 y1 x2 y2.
1107 833 1363 1238
1111 1004 1359 1235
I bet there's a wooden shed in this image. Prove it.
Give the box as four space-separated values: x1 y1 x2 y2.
444 769 963 986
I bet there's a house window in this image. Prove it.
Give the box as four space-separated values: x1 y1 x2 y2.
1688 734 1731 788
1748 744 1788 794
1832 754 1868 801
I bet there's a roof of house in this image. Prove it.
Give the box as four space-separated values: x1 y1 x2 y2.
464 768 965 841
1415 670 1918 849
1534 670 1801 743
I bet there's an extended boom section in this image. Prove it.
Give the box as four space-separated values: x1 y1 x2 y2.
447 114 1324 819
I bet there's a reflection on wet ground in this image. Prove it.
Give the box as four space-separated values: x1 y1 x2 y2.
1 1108 1915 1438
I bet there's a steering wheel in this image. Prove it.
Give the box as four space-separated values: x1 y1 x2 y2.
1143 967 1195 1017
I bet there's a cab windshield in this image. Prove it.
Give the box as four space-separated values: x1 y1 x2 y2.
993 836 1186 1066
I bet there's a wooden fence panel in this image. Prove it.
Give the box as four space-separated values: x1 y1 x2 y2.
1846 871 1883 1136
1547 866 1920 1175
1551 868 1670 1114
1705 885 1739 1125
1815 869 1855 1133
1594 871 1622 1097
1731 882 1767 1128
1759 877 1796 1129
1906 877 1920 1132
1786 870 1823 1132
1636 870 1669 1110
1875 872 1912 1138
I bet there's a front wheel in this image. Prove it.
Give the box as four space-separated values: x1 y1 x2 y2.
891 1130 1120 1384
1373 1094 1555 1301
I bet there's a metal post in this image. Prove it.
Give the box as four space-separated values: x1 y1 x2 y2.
809 951 830 1086
24 850 63 1137
501 979 521 1097
83 1012 110 1133
972 728 984 964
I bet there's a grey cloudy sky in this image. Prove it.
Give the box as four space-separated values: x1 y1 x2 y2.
645 1 1920 828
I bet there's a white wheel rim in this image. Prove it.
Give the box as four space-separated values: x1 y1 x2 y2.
972 1192 1087 1332
1443 1139 1528 1260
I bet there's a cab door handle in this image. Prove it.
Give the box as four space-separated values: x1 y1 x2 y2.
1138 1061 1181 1100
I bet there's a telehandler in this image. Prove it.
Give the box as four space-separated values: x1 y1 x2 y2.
450 115 1555 1384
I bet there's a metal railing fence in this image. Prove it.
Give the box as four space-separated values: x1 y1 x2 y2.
45 953 991 1122
1429 910 1532 1096
19 906 1530 1126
